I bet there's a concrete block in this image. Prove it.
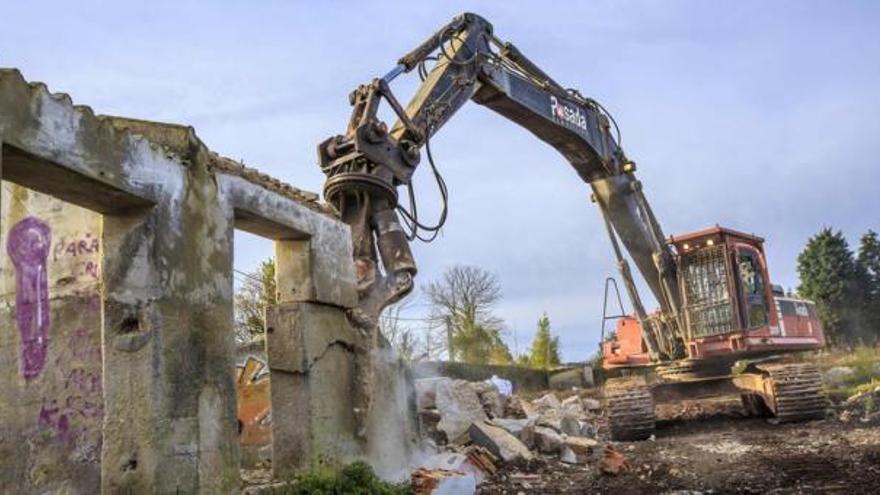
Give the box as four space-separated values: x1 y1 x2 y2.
491 418 535 449
265 302 355 374
468 421 533 463
436 380 488 442
265 302 363 478
533 426 564 454
276 239 357 308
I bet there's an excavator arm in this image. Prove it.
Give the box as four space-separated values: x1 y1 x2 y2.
318 12 685 361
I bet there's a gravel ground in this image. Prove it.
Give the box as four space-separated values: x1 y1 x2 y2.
478 398 880 494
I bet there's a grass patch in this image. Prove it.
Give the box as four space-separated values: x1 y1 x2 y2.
817 346 880 399
280 461 409 495
848 377 880 399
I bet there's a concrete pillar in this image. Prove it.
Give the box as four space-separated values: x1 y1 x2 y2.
101 168 240 492
266 240 362 478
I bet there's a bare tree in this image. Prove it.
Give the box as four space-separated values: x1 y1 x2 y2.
424 265 511 364
379 299 418 361
234 258 277 344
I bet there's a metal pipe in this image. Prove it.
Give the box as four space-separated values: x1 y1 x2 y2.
382 64 406 83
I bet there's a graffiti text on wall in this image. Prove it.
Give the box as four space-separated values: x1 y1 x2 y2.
6 217 51 380
37 327 103 458
53 232 101 281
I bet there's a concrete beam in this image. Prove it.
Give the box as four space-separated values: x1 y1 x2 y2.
219 174 357 308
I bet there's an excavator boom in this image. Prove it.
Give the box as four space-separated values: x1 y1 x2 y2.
318 12 685 359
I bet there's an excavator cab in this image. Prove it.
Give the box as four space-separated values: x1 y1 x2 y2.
671 226 824 360
603 226 824 370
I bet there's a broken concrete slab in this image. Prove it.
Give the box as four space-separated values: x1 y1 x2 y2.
436 380 488 442
533 426 564 454
471 381 505 418
532 393 562 412
560 414 582 437
468 421 533 463
491 418 535 449
561 396 587 419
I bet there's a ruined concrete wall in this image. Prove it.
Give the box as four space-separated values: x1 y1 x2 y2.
0 67 420 492
0 183 103 493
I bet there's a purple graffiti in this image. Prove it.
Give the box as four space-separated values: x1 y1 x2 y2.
38 399 73 445
7 217 52 381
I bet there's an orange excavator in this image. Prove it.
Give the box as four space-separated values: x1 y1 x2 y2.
317 13 828 441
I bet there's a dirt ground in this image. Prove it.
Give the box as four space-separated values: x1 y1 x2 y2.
478 397 880 494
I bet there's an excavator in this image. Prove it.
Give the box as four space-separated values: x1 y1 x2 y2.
317 12 828 441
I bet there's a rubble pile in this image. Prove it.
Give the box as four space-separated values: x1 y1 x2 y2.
838 383 880 424
412 376 615 493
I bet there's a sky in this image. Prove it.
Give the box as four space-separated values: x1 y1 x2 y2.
3 1 879 361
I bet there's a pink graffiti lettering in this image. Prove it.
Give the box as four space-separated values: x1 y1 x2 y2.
83 261 100 279
7 217 51 380
53 233 99 260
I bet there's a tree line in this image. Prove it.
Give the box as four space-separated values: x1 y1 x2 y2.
232 227 877 365
797 228 880 345
232 260 562 368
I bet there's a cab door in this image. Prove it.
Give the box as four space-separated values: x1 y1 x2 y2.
735 246 771 329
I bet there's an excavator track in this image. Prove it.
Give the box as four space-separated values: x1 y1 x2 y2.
656 359 733 382
759 363 828 423
605 377 655 441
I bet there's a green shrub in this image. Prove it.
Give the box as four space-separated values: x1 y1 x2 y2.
282 461 409 495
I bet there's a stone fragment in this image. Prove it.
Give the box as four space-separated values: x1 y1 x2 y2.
561 437 599 464
560 414 581 437
533 426 564 454
532 393 561 412
561 396 587 419
471 381 505 418
530 393 565 430
436 380 488 442
520 398 539 420
578 420 597 438
492 418 535 449
468 421 534 463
